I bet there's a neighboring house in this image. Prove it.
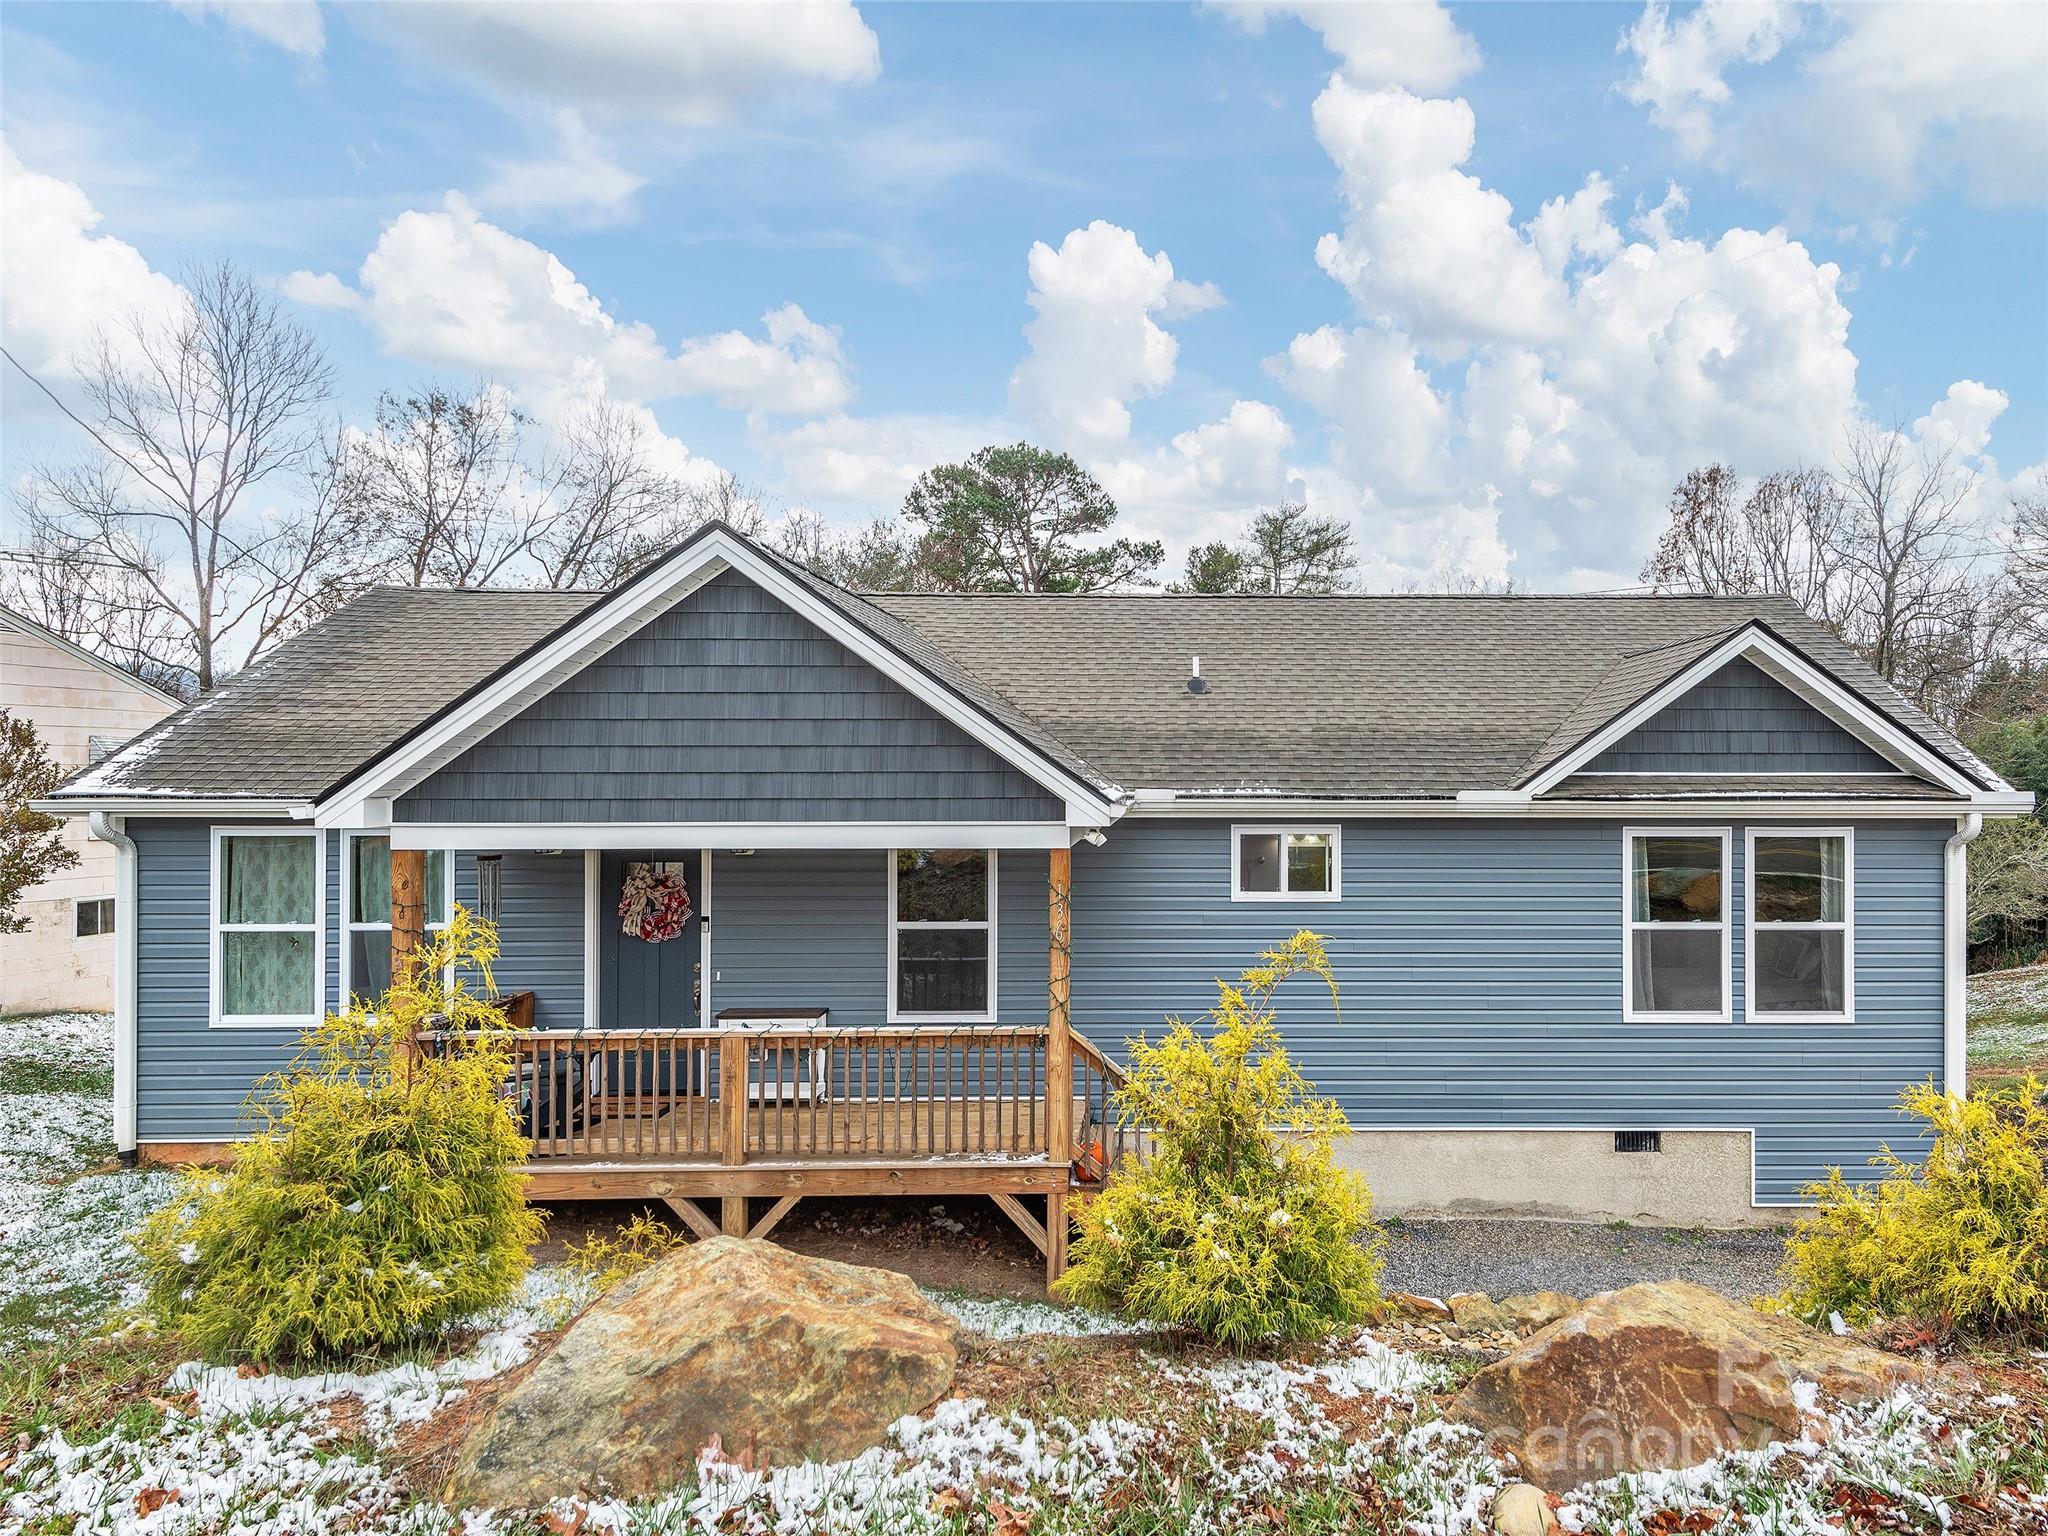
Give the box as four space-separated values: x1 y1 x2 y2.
2 606 180 1014
38 524 2034 1268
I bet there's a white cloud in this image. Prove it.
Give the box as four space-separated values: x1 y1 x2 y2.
475 110 646 224
1617 0 1794 157
1311 79 1575 349
1267 324 1453 498
0 138 185 380
292 194 851 416
1215 1 1480 92
765 410 1013 508
1008 220 1222 449
1913 379 2009 461
169 0 326 59
1620 1 2047 213
1092 398 1298 546
365 1 880 125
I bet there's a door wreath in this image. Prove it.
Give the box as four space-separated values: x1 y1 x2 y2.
618 862 692 943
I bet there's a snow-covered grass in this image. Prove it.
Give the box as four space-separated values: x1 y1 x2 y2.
0 1011 180 1346
1970 964 2048 1094
5 1008 2044 1535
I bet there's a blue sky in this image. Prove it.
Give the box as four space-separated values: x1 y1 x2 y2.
3 0 2043 590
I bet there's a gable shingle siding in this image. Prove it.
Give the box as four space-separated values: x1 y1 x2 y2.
396 570 1064 824
1587 658 1897 774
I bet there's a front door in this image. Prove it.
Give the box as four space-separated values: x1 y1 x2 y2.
597 850 700 1029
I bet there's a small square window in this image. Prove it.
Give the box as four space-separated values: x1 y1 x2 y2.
74 897 115 937
1231 827 1340 901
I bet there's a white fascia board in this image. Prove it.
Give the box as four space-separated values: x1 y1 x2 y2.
318 530 1118 829
390 821 1075 852
33 796 309 818
1520 626 1983 798
1124 793 2025 819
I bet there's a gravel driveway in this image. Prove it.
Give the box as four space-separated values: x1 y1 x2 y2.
1376 1218 1790 1304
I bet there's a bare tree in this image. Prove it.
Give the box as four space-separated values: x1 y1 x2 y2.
346 382 545 589
0 519 190 694
1641 465 1846 622
775 511 935 590
532 397 692 590
15 262 358 691
2013 470 2048 651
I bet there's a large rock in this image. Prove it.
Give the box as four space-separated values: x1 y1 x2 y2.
1449 1280 1920 1491
446 1237 961 1508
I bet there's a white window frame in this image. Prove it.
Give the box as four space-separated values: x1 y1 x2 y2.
73 896 116 938
1621 825 1732 1025
1229 824 1342 903
1745 825 1855 1024
340 830 454 1007
210 825 325 1030
886 848 999 1024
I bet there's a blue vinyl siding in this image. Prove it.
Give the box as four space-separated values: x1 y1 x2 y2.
1589 659 1896 773
1067 818 1946 1203
129 814 1948 1200
398 569 1062 825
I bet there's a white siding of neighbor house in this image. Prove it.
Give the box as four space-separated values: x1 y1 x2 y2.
0 615 178 1013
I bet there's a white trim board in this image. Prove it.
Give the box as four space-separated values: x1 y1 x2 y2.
1128 793 2030 819
315 528 1120 831
1520 626 1987 798
391 821 1076 851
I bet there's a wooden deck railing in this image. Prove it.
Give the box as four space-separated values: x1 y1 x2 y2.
419 1024 1060 1166
1071 1029 1151 1186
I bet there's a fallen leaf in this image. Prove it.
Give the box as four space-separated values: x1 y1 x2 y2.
134 1487 180 1517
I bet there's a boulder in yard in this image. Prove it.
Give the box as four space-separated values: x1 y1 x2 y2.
1447 1291 1512 1334
445 1237 961 1508
1449 1280 1920 1491
1497 1291 1580 1333
1380 1291 1455 1325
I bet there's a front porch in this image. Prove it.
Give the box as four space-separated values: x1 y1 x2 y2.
391 838 1139 1281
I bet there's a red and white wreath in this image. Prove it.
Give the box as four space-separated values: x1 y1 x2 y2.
618 862 692 944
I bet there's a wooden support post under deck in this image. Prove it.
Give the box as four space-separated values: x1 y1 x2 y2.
720 1031 750 1237
1046 845 1073 1286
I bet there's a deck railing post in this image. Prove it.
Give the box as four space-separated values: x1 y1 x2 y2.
718 1029 749 1236
1046 845 1073 1283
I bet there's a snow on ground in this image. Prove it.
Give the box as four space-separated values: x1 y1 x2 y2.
0 1011 180 1340
3 1009 2033 1536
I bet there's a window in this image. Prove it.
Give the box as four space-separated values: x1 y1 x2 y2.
1623 828 1729 1022
1231 826 1340 902
212 829 322 1027
889 849 995 1022
74 897 115 937
343 834 450 1004
1748 829 1852 1021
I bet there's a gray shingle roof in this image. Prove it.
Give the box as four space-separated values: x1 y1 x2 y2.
49 533 1996 806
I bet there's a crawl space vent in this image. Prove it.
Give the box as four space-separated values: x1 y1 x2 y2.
1614 1130 1662 1154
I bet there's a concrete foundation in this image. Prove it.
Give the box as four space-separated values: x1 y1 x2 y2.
1333 1129 1798 1228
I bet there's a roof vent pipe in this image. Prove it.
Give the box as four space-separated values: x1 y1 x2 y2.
1186 656 1209 695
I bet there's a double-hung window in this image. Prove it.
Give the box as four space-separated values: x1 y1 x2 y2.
1623 828 1729 1022
344 834 450 1004
1748 829 1852 1021
889 849 996 1022
212 829 322 1028
1231 826 1340 901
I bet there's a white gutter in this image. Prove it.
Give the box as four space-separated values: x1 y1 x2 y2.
1943 813 1983 1098
34 797 308 818
1126 791 2034 820
88 813 139 1164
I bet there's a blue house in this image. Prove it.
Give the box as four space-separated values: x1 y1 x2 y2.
41 522 2032 1278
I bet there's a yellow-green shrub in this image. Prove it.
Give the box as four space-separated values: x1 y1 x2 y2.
1056 931 1383 1348
561 1212 687 1296
1778 1077 2048 1335
135 909 543 1360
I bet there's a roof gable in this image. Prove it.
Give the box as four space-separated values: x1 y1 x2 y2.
395 567 1065 826
1585 657 1898 775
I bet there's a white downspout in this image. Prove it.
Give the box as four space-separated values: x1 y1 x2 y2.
88 812 139 1164
1943 813 1983 1098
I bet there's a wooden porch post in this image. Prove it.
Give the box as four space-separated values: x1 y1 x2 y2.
391 846 427 996
1045 845 1073 1285
720 1031 750 1237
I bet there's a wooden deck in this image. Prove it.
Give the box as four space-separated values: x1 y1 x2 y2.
418 1020 1146 1276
